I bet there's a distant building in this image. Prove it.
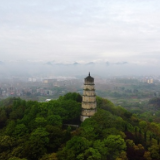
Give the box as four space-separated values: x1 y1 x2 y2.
81 73 97 122
28 78 37 82
147 78 153 84
142 78 154 84
46 99 51 102
43 79 57 84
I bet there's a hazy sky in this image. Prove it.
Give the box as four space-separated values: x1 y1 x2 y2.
0 0 160 73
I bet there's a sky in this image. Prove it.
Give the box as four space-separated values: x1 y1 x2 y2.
0 0 160 76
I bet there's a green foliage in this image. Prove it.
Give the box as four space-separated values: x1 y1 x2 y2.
66 136 90 153
30 127 49 144
8 157 27 160
35 117 47 127
93 140 109 159
0 109 7 128
80 118 98 140
59 92 82 103
96 96 132 120
40 153 58 160
0 135 16 151
82 147 101 160
1 93 160 160
13 124 28 137
104 135 126 159
5 120 16 135
96 96 114 110
58 136 91 160
24 127 49 160
47 115 62 126
139 120 148 131
81 109 126 140
45 125 63 152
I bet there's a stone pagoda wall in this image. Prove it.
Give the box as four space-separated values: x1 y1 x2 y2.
81 76 97 122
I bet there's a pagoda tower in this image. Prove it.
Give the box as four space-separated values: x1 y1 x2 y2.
81 73 97 122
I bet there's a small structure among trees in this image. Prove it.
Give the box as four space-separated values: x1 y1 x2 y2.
81 73 97 122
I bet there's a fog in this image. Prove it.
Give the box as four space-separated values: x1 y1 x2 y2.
0 60 159 79
0 0 160 78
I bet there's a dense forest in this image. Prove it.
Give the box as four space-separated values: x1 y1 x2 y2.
1 93 160 160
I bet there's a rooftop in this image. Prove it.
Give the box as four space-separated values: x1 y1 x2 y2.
85 72 94 82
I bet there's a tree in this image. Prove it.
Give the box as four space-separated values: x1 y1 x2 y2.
8 157 27 160
0 135 16 152
58 136 90 160
5 120 16 136
93 140 109 159
126 140 145 160
83 147 101 160
24 127 49 160
148 139 160 160
35 117 47 127
45 125 63 152
104 135 126 160
0 109 7 128
13 124 28 137
40 153 58 160
80 118 97 140
143 151 152 160
60 92 82 103
47 115 62 126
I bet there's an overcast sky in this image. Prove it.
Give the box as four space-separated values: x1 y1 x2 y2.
0 0 160 76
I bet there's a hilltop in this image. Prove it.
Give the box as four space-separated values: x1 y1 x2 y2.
0 93 160 160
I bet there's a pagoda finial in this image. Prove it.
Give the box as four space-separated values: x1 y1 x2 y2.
89 72 90 76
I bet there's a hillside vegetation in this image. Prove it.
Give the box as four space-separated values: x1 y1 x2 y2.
0 93 160 160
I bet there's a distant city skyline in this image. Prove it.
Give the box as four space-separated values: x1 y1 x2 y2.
1 0 160 76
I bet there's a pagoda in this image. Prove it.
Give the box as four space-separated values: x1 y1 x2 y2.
81 73 97 122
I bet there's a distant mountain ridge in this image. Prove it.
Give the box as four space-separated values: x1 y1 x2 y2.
0 60 158 77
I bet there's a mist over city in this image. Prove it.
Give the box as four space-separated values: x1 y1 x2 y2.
1 0 160 79
1 59 159 79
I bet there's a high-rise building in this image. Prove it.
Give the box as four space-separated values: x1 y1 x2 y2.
81 73 97 122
